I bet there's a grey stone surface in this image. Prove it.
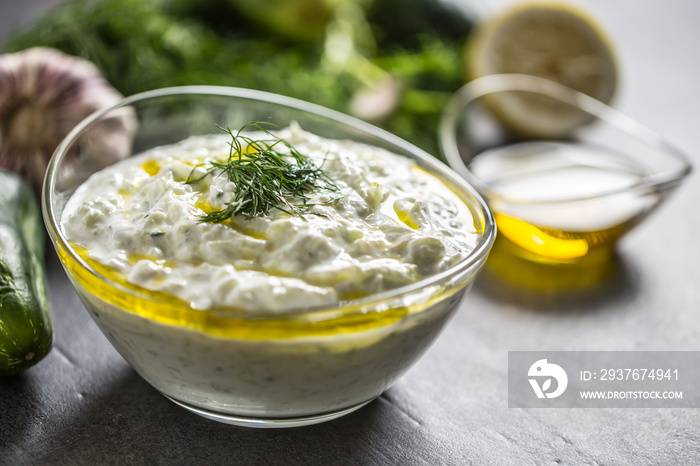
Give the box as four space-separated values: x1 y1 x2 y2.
2 1 700 464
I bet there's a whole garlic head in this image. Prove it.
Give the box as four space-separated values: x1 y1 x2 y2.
0 47 133 192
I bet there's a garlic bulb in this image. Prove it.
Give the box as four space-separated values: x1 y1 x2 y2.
0 47 133 192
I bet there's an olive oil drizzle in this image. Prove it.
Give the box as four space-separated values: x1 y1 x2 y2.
60 244 442 340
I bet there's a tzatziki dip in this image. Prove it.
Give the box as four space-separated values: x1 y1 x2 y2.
62 124 478 313
59 123 482 421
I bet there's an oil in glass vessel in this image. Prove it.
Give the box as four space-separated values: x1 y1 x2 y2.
440 74 692 289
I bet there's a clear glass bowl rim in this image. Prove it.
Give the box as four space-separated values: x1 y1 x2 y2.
43 85 496 321
439 73 693 206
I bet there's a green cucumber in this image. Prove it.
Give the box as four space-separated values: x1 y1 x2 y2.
367 0 476 50
0 171 52 376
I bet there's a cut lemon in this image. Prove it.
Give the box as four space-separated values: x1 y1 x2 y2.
466 2 618 138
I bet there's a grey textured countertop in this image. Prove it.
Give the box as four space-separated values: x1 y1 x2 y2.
2 1 700 464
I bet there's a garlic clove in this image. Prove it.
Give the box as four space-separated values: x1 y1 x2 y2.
0 47 135 192
349 76 403 123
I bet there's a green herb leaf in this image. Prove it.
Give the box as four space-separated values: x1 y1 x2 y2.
187 122 341 222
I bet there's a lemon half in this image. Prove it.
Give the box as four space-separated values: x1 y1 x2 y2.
466 2 618 138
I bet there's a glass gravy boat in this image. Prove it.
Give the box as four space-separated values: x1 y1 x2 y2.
439 74 692 289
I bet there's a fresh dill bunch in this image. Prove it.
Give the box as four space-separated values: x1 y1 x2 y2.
187 122 342 222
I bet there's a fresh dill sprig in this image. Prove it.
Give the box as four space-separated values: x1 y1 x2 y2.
186 122 341 222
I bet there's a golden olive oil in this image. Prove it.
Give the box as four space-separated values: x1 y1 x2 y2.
470 141 656 288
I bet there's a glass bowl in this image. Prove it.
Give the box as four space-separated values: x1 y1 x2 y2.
43 86 496 427
439 74 691 289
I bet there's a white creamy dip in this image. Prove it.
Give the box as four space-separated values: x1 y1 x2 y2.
61 124 477 313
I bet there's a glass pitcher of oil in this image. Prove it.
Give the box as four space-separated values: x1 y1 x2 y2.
439 74 691 289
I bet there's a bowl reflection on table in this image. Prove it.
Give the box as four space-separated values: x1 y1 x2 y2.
43 86 495 427
439 74 692 289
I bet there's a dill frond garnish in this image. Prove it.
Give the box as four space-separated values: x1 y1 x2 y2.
186 122 341 222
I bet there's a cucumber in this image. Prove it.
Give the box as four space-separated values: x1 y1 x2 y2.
227 0 334 42
367 0 476 50
0 171 52 376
